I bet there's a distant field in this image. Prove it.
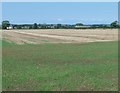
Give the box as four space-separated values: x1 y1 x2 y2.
2 29 118 44
2 40 118 91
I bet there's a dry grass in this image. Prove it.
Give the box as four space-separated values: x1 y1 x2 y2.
2 29 118 44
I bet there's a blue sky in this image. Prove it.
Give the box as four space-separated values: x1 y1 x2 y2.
2 2 118 24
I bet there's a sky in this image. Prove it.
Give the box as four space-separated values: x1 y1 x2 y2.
2 2 118 24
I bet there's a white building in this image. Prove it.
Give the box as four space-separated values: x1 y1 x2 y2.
6 25 13 30
75 25 91 28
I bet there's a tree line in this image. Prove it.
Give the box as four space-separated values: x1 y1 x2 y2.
1 20 120 30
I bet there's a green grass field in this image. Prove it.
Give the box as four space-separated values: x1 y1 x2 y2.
2 41 118 91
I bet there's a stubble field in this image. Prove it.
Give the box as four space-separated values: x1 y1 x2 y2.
2 29 118 44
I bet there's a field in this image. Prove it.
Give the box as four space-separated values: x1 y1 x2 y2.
2 29 118 91
2 29 118 44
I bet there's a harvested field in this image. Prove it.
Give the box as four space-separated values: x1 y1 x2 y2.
2 29 118 44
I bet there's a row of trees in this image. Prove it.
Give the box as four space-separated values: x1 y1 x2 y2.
2 20 120 29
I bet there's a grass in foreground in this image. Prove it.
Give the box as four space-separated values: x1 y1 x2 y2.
2 41 118 91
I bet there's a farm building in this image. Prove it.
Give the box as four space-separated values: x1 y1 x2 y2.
6 25 13 30
75 25 91 29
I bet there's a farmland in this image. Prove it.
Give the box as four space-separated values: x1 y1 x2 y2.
2 29 118 91
2 29 118 44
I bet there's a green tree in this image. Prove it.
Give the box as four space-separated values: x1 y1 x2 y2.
76 23 83 26
33 23 38 29
2 20 10 29
110 21 119 28
57 24 62 29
